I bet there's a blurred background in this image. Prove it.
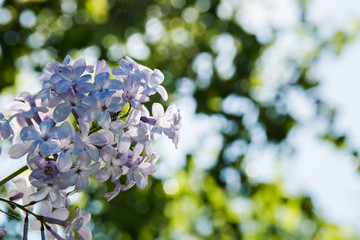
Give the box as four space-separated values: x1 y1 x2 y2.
1 0 360 239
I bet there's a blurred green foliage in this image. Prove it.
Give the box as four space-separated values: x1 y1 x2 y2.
0 0 359 239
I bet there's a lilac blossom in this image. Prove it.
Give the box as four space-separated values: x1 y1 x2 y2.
110 109 142 153
31 201 69 240
120 77 149 109
5 92 48 123
112 56 138 76
82 60 122 100
65 207 92 240
63 151 100 193
150 103 182 148
0 113 12 140
55 122 81 172
53 58 92 93
0 55 181 239
75 120 107 161
82 95 125 129
53 92 87 122
123 144 157 189
140 67 168 101
94 145 126 182
6 178 36 209
19 119 59 155
30 159 60 182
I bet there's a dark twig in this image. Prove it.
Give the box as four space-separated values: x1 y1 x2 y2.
23 213 28 240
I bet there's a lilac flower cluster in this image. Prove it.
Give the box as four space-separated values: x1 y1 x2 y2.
0 56 181 239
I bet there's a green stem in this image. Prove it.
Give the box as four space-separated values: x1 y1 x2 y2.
0 165 29 187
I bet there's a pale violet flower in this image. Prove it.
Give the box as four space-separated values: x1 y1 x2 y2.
0 55 181 238
65 207 92 240
95 145 126 182
82 95 125 129
123 144 157 189
31 201 69 240
110 109 142 153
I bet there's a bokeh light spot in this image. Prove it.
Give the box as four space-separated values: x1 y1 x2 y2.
19 10 36 28
163 178 179 195
145 17 164 43
170 0 185 9
196 0 211 13
126 33 150 60
245 162 261 178
27 32 46 49
182 7 199 23
192 52 213 89
0 8 12 25
196 217 213 236
61 0 77 14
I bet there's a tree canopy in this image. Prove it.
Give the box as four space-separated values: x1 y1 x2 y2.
0 0 359 239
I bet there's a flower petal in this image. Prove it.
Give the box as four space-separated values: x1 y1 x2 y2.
56 80 73 93
95 72 110 86
20 126 41 141
73 58 86 76
57 151 73 172
110 120 125 134
50 208 69 221
76 82 96 94
134 172 146 189
82 109 101 122
78 226 92 240
94 167 111 182
88 132 107 146
9 144 28 159
98 111 111 129
127 109 141 125
152 103 164 119
29 187 50 202
53 103 71 122
118 133 131 153
39 141 60 155
155 85 168 101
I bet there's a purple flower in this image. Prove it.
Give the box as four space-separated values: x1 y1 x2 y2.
65 207 92 240
94 145 126 182
29 177 68 208
82 95 125 129
6 178 36 209
140 67 168 101
123 144 157 189
0 113 12 140
150 103 182 148
121 77 149 109
20 119 60 155
75 120 107 161
84 60 123 100
0 55 181 231
31 201 69 240
53 58 93 94
63 151 100 193
54 122 82 172
110 109 142 153
53 92 86 122
30 160 60 182
5 92 48 124
112 56 138 77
